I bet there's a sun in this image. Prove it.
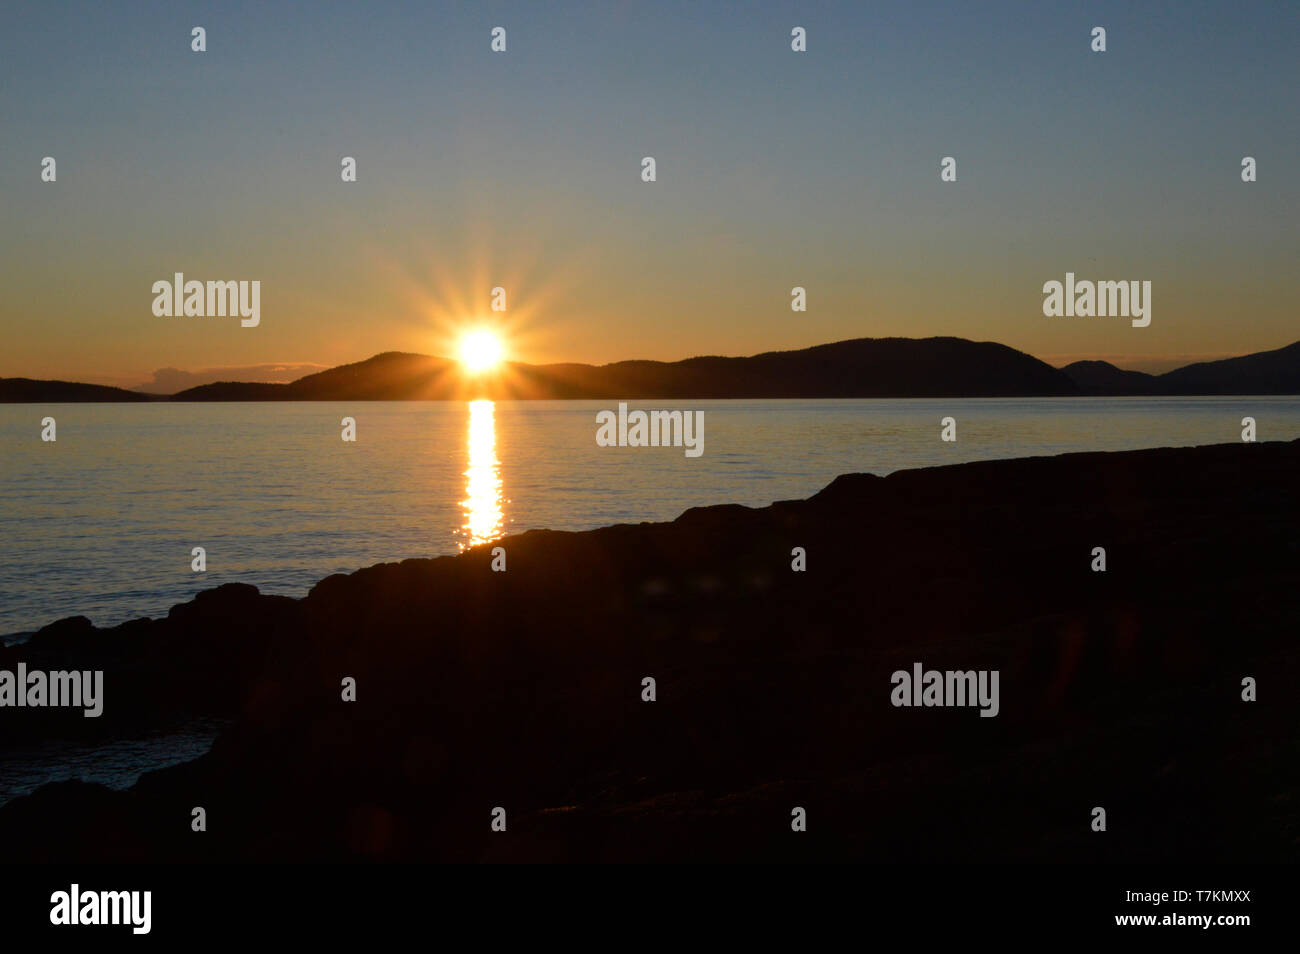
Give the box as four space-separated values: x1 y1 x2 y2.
458 329 504 373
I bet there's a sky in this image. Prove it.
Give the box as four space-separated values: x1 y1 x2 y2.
1 0 1297 387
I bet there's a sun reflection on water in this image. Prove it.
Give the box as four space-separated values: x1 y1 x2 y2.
459 400 504 549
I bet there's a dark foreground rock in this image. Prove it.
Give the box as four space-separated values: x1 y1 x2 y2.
2 440 1298 862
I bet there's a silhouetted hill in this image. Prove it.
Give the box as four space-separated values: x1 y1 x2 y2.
10 337 1300 401
170 381 291 401
290 352 461 400
172 338 1080 401
0 378 159 403
171 353 460 400
1059 341 1300 395
1060 361 1160 395
1156 340 1300 395
517 337 1079 399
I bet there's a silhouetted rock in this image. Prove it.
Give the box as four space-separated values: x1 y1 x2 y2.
1 440 1297 861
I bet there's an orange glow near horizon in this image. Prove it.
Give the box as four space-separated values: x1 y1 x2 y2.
373 234 580 373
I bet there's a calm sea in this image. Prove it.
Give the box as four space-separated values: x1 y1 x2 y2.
2 397 1298 637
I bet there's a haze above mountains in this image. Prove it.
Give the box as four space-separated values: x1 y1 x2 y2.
3 337 1300 402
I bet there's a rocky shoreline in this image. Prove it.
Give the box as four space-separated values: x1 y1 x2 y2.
1 440 1297 862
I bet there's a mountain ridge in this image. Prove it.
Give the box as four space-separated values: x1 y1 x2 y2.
3 336 1299 401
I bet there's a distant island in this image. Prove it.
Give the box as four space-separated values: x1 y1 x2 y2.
4 336 1300 402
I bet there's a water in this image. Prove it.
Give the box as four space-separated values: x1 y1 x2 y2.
0 720 226 805
2 397 1298 636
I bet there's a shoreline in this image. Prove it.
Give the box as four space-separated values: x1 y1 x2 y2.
7 418 1300 641
1 439 1297 861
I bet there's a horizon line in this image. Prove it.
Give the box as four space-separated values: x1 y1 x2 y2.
9 334 1298 394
